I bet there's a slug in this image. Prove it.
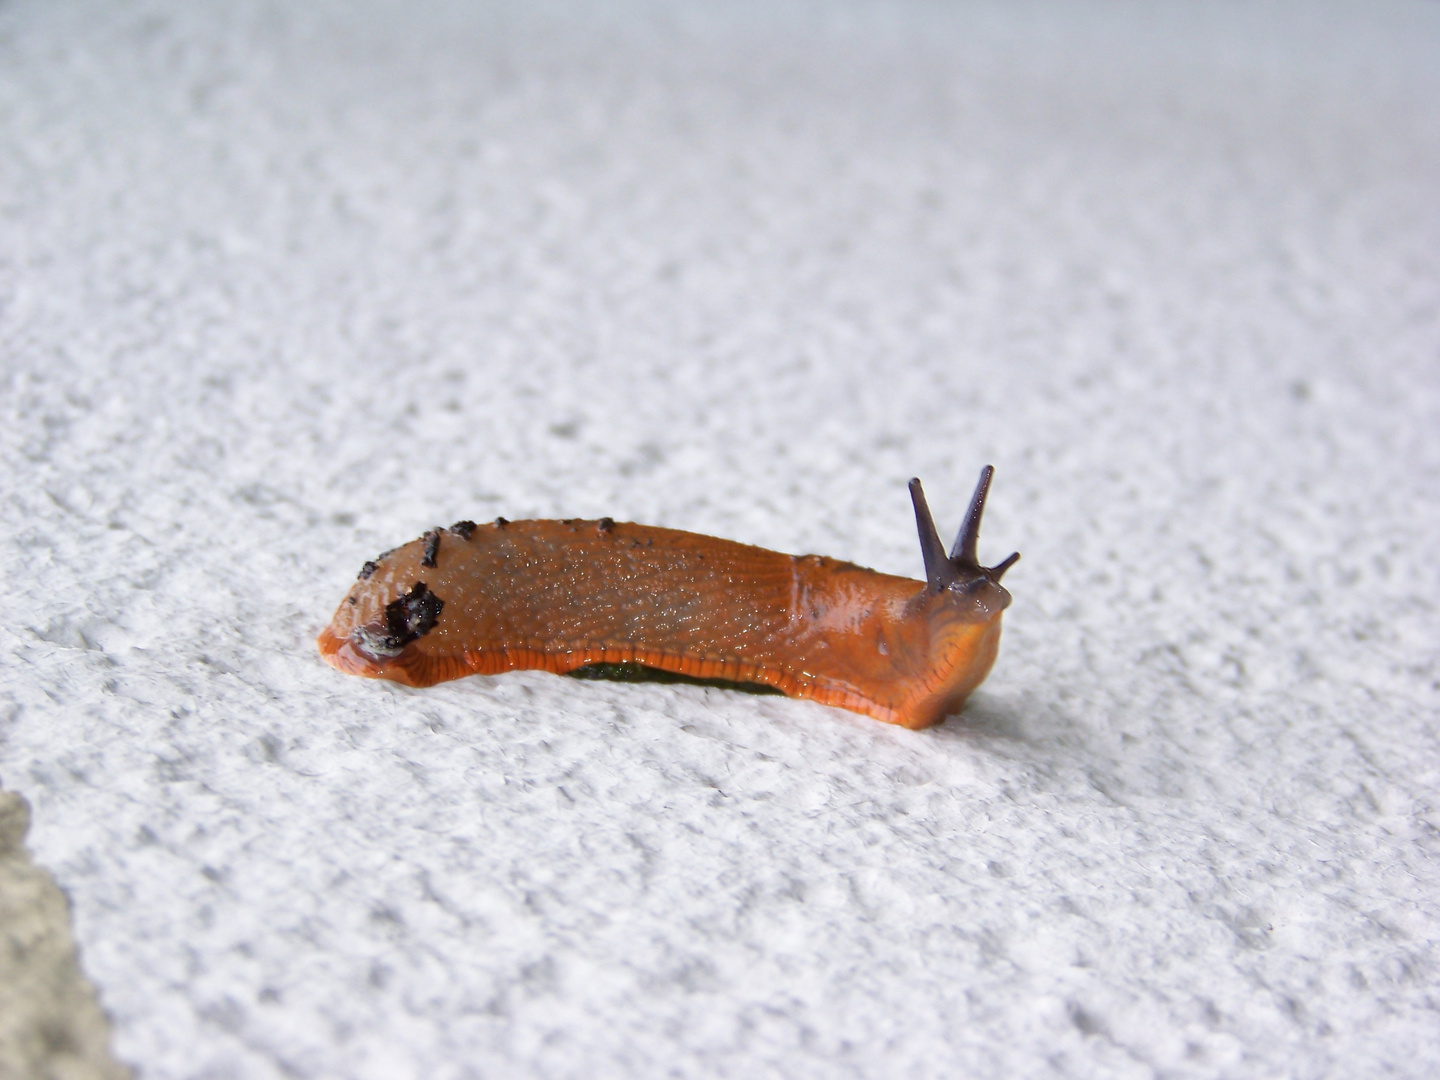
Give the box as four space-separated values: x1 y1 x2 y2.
317 468 1019 729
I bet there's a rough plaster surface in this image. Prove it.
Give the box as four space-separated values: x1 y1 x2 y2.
0 791 129 1080
1 1 1438 1077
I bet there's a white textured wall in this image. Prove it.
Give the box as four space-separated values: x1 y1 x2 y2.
1 1 1438 1076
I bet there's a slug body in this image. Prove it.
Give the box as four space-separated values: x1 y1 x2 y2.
318 470 1018 729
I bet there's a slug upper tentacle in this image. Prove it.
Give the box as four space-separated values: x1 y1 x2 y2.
319 469 1018 729
908 467 1019 596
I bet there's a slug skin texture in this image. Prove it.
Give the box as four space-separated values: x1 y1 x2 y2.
319 472 1017 729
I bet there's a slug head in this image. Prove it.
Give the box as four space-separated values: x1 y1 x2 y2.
908 467 1018 620
886 468 1018 723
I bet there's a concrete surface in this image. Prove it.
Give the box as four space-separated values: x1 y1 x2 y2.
0 791 129 1080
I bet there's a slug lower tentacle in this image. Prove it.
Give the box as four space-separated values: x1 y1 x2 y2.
318 469 1018 729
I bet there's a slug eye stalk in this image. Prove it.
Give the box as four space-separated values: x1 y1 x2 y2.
908 467 1020 595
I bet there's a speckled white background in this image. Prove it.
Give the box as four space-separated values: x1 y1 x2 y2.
2 1 1438 1077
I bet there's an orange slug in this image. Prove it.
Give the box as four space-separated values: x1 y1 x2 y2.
317 468 1018 729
